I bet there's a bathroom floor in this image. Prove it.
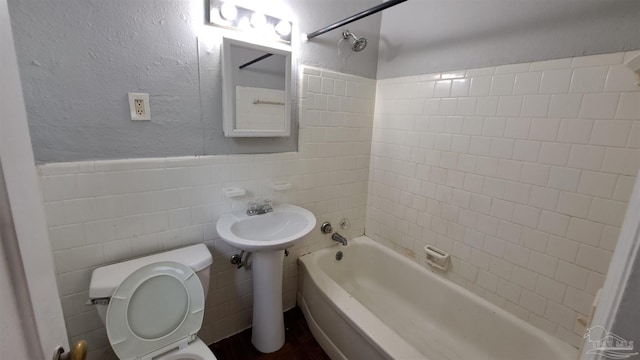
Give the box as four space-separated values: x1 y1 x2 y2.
209 307 330 359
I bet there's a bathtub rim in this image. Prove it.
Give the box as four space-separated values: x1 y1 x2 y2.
297 244 425 360
297 235 579 360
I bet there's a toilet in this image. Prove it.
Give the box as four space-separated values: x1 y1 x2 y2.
89 244 217 360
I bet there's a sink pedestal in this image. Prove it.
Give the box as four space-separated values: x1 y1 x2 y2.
251 251 285 353
215 204 317 353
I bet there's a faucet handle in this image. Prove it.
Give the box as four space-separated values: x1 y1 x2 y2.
247 201 258 211
263 199 273 209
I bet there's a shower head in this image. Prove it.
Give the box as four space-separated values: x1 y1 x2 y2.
342 30 367 52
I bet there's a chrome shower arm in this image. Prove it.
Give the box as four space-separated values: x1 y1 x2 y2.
342 31 356 40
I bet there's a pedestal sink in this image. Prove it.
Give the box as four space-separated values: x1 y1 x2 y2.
216 203 316 353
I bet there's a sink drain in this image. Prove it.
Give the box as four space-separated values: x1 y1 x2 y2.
335 251 343 261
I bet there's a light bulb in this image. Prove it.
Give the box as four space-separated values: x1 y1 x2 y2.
275 20 291 36
250 13 266 28
219 3 237 21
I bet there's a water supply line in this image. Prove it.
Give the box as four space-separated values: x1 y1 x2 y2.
230 250 247 269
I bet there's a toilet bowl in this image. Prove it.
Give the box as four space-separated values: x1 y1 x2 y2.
89 244 217 360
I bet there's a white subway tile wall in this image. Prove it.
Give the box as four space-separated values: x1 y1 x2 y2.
38 67 376 359
366 51 640 348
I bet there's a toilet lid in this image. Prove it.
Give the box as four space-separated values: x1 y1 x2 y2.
106 261 205 360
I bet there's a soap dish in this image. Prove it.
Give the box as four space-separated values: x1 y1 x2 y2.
424 245 450 271
223 187 246 198
270 181 292 191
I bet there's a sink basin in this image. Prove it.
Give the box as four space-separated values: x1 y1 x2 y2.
216 203 317 353
216 203 316 252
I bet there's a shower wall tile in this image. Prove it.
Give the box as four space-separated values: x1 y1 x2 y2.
367 51 639 349
38 67 376 359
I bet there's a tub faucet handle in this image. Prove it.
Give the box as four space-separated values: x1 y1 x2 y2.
321 222 333 234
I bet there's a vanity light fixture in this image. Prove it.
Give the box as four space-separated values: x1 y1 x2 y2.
219 3 238 21
208 1 292 43
249 12 267 29
275 20 291 36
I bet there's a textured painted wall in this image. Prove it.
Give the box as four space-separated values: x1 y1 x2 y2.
8 0 382 162
377 0 640 79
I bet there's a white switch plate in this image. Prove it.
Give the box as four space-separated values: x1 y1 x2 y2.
128 92 151 121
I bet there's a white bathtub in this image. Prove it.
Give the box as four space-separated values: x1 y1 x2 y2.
297 236 578 360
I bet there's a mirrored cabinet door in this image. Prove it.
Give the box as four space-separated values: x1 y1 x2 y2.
222 37 292 137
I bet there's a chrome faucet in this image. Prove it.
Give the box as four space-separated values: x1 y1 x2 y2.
332 232 348 246
246 199 273 216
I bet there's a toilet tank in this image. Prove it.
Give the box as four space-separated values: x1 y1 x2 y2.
89 244 212 322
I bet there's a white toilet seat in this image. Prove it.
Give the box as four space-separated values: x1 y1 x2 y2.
106 261 206 360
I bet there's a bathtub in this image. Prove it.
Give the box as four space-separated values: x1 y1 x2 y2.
297 236 578 360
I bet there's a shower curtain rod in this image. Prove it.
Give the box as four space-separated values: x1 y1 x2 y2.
305 0 408 40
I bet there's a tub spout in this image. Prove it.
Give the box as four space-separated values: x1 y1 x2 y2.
332 232 348 246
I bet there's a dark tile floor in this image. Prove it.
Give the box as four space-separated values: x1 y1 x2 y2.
209 307 330 360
